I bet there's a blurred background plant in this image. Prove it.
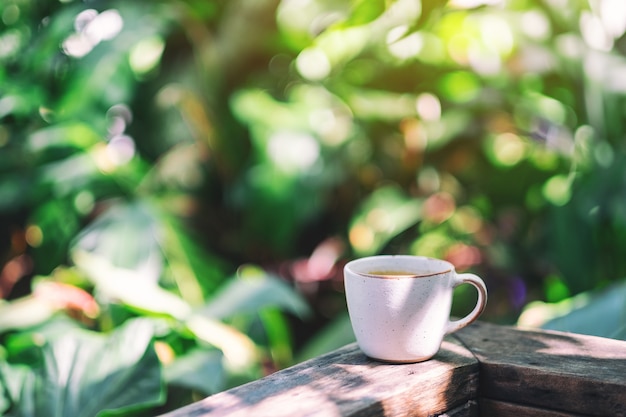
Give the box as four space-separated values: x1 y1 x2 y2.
1 0 626 414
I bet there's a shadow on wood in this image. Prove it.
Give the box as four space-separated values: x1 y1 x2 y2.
160 322 626 417
455 321 626 417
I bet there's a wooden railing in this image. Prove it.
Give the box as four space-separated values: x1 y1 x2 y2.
160 321 626 417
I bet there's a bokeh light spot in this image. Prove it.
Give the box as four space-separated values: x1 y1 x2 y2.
0 29 21 59
106 135 136 166
387 31 423 60
296 48 331 80
2 5 20 26
450 206 483 234
593 141 614 168
600 0 626 39
580 11 612 51
25 225 43 247
74 191 95 215
417 167 441 194
521 10 551 40
366 208 392 232
449 0 503 8
349 223 375 253
130 36 165 76
439 71 480 102
416 93 441 121
480 15 514 55
85 9 123 42
63 9 123 58
422 192 456 224
267 131 320 173
62 33 93 58
542 175 571 206
491 133 527 167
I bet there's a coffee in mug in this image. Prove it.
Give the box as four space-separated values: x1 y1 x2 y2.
344 255 487 363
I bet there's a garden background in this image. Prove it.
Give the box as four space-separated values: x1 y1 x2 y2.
1 0 626 415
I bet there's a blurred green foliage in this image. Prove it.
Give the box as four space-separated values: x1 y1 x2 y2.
1 0 626 414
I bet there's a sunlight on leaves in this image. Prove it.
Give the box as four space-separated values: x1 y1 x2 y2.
71 250 190 318
200 264 311 320
0 297 57 333
185 315 258 372
72 250 259 372
519 281 626 340
349 186 422 256
0 318 164 417
129 36 165 76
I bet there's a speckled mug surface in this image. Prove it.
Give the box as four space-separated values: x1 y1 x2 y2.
344 255 487 363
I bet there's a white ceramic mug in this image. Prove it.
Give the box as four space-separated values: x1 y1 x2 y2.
344 255 487 363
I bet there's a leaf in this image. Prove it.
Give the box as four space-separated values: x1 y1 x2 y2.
26 123 101 153
73 200 227 307
188 266 310 371
199 265 311 320
72 251 259 372
2 316 84 359
0 296 57 334
518 280 626 340
164 349 224 395
0 318 165 417
349 185 423 256
0 362 33 416
159 214 229 304
184 315 258 373
72 201 163 282
0 376 8 415
296 314 356 362
71 250 192 320
344 0 386 27
258 309 294 368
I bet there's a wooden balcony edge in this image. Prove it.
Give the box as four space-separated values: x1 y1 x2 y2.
160 322 626 417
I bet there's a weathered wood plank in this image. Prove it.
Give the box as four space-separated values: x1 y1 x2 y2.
478 398 584 417
159 338 478 417
454 322 626 417
437 399 478 417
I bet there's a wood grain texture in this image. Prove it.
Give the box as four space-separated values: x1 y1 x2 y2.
478 398 584 417
437 399 478 417
454 321 626 417
159 338 478 417
161 322 626 417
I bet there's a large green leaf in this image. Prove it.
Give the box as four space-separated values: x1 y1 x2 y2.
72 250 259 372
199 265 311 320
71 250 192 320
72 201 163 279
518 281 626 341
72 199 226 306
1 316 83 358
0 318 165 417
0 362 28 416
159 213 229 303
163 348 224 395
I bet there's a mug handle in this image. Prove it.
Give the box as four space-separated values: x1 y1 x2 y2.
445 273 488 335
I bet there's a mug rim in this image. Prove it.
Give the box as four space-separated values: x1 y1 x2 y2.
345 255 453 279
